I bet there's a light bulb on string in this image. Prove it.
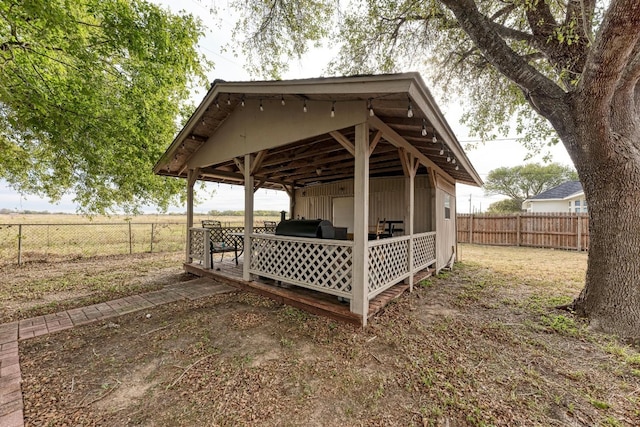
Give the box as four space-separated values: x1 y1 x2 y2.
432 135 437 144
281 95 285 106
330 101 335 118
455 165 459 171
407 99 414 118
227 94 231 105
452 157 456 164
368 98 374 116
259 99 264 112
303 100 308 113
421 119 427 137
447 153 452 163
215 98 220 109
241 96 245 107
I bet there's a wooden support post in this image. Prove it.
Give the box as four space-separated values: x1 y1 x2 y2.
516 213 521 247
243 154 254 281
399 148 418 291
469 214 473 244
186 168 199 263
351 122 370 325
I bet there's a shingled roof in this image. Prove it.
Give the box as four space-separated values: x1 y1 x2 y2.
530 181 583 200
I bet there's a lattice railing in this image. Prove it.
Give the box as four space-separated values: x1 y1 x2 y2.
413 232 436 271
367 236 410 298
249 234 354 298
188 228 211 269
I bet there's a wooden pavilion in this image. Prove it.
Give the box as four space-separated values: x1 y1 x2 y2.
154 73 482 325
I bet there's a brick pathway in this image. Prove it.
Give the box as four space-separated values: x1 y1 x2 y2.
0 277 233 427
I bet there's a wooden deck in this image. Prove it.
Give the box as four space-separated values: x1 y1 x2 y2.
183 255 434 325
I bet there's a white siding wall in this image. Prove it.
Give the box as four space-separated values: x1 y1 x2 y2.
435 177 456 271
526 199 571 213
293 176 434 233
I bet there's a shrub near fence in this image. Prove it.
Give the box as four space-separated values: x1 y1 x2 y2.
457 213 589 251
0 222 186 266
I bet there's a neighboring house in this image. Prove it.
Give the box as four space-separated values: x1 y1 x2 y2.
154 73 483 325
522 181 586 213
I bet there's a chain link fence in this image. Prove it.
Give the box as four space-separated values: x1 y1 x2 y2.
0 222 186 266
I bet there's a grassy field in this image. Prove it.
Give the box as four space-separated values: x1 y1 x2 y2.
0 213 280 265
11 243 640 425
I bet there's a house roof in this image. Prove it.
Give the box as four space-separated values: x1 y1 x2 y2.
529 181 583 201
154 73 483 190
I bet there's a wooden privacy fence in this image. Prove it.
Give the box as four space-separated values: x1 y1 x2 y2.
457 213 589 251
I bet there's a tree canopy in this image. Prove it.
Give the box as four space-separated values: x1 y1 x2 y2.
0 0 209 214
484 163 578 203
486 198 523 214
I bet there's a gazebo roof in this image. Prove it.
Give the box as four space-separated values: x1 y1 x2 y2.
154 73 483 189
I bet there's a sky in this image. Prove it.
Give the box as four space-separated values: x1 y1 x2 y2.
0 0 574 215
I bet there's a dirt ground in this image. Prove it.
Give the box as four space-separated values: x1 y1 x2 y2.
11 246 640 426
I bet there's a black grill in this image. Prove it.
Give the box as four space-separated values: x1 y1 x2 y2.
275 219 335 239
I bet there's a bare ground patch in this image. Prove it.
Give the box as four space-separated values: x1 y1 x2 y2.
17 244 640 426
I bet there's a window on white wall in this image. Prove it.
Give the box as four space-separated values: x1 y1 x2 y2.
444 194 451 219
574 200 581 213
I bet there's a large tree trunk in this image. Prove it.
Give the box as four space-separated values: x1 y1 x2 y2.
569 120 640 341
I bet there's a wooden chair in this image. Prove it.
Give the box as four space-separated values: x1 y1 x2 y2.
368 218 387 240
264 220 277 233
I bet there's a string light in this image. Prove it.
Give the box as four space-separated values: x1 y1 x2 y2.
455 164 459 171
439 141 445 155
330 101 335 118
452 157 456 164
432 134 437 143
241 96 245 107
421 119 427 137
215 98 220 109
227 94 231 105
447 151 452 163
201 118 205 126
407 98 414 118
281 95 285 106
303 100 308 113
259 99 264 111
368 98 374 116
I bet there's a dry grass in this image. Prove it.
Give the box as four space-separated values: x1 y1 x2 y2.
17 244 640 426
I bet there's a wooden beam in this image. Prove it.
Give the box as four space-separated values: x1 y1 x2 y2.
199 169 293 188
251 150 268 174
329 131 356 157
368 115 452 184
398 148 411 177
233 157 245 175
369 130 383 156
253 179 266 193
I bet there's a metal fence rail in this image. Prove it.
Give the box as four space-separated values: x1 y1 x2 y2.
0 222 186 266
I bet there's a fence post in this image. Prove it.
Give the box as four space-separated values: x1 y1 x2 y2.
150 223 154 253
469 214 473 244
17 224 22 266
516 214 521 247
577 214 582 252
128 222 133 255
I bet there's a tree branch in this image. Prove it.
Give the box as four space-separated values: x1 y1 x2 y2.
578 0 640 108
439 0 566 117
525 1 557 40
